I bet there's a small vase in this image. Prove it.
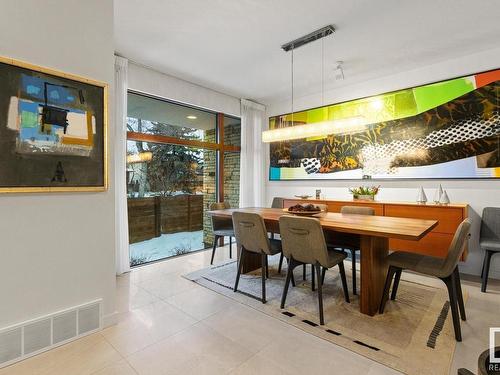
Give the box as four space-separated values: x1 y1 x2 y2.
439 190 450 205
416 186 427 204
433 184 443 203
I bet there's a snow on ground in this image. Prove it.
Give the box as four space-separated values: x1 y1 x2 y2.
130 230 205 264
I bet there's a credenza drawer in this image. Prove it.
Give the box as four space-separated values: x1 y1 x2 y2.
384 205 463 234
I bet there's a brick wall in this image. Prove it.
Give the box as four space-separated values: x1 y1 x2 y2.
202 124 241 246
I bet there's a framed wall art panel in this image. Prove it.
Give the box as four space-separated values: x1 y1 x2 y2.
269 69 500 180
0 56 108 192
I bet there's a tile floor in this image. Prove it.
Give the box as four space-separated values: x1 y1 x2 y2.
1 246 499 375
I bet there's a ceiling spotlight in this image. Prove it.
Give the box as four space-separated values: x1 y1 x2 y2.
186 115 197 120
334 61 344 81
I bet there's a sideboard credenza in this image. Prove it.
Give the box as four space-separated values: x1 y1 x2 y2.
282 198 469 260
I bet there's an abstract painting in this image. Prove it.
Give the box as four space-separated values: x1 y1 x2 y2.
0 57 107 192
269 69 500 180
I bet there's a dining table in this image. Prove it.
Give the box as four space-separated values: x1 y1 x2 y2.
208 207 438 316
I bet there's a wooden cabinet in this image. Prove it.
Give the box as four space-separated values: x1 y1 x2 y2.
282 198 468 260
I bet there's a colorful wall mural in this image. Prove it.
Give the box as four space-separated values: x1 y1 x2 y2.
0 57 107 192
269 69 500 180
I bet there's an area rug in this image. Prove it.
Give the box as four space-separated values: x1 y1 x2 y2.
184 256 465 375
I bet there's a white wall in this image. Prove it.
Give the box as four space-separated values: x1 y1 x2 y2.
128 61 240 116
266 47 500 278
0 0 116 328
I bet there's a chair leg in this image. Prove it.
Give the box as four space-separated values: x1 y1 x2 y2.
338 261 350 303
454 267 466 321
265 255 269 279
379 265 397 314
350 249 357 295
234 247 245 292
210 235 219 265
229 237 232 259
281 258 296 308
321 267 326 285
391 268 402 300
442 274 462 341
311 264 316 291
303 264 306 280
481 250 493 293
261 253 267 303
278 253 284 273
285 257 296 287
315 263 325 325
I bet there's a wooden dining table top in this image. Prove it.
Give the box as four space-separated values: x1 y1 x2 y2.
208 207 438 241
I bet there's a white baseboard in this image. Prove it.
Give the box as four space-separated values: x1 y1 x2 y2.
102 311 118 328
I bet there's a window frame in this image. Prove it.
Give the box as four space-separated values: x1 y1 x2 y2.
126 90 241 203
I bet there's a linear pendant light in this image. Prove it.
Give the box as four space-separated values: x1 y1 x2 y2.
263 25 368 143
262 116 366 142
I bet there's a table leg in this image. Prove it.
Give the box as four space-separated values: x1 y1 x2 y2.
359 235 388 316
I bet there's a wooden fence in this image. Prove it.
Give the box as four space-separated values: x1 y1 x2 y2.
128 194 203 243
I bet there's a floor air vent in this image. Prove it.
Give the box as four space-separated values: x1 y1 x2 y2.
0 299 102 369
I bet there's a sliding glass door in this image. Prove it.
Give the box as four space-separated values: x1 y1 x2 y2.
126 92 240 266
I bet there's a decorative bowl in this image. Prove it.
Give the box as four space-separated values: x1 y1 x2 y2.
282 208 325 217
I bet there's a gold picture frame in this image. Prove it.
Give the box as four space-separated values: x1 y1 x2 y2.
0 56 108 193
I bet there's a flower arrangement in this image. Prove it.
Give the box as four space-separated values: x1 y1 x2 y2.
349 185 380 200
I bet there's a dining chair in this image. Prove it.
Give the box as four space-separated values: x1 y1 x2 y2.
379 219 471 341
271 197 284 209
279 215 350 325
479 207 500 293
271 197 284 239
332 206 375 295
210 202 234 265
232 211 282 303
278 203 329 286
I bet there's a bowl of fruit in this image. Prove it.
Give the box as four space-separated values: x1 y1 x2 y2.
284 204 325 216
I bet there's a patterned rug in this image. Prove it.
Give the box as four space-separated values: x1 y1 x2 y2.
184 256 464 375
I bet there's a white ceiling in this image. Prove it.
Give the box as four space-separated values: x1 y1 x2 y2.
115 0 500 105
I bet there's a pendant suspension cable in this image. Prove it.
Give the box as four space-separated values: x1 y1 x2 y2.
291 46 294 127
321 35 325 106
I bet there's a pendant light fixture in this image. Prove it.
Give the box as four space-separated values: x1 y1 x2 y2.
262 25 367 143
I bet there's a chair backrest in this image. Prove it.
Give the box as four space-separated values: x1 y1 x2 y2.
480 207 500 241
271 197 284 208
279 215 329 267
341 205 375 215
441 219 472 277
232 212 271 255
210 201 232 231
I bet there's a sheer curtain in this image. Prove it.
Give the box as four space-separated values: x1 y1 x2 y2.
114 56 130 275
239 99 266 207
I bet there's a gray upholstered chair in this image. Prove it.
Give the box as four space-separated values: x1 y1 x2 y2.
279 215 349 325
232 211 282 303
379 219 471 341
336 206 375 295
210 202 234 265
278 203 329 285
480 207 500 292
271 197 284 209
270 197 284 240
